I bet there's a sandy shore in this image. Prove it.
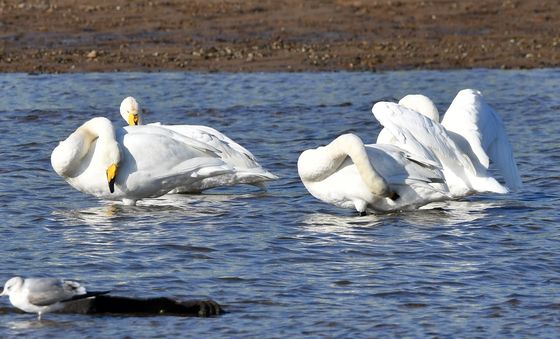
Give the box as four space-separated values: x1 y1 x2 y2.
0 0 558 73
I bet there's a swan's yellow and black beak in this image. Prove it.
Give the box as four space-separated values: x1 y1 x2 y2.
128 113 139 126
106 163 118 193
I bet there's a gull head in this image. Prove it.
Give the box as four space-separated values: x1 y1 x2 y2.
398 94 440 122
1 276 24 297
120 96 141 126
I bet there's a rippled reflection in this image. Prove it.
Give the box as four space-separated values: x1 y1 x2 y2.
301 199 501 233
5 319 73 330
52 190 263 227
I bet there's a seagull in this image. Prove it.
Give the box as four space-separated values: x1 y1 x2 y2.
0 276 109 320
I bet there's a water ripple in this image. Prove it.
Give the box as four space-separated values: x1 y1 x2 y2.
0 70 559 337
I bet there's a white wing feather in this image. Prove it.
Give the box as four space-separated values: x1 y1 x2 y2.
441 89 522 191
372 100 509 195
162 124 260 169
372 101 476 183
26 278 85 306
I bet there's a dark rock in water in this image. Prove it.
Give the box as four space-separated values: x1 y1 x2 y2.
58 295 223 317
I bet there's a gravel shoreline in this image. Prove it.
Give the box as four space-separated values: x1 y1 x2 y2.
0 0 558 73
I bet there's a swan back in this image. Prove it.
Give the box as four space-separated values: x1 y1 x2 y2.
118 96 278 184
162 124 266 171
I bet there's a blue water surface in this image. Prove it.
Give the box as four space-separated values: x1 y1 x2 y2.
0 70 559 337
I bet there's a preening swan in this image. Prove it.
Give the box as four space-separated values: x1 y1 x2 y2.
372 89 522 197
51 117 248 205
298 133 450 214
119 96 278 191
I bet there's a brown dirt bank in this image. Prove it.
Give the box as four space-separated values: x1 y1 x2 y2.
0 0 559 73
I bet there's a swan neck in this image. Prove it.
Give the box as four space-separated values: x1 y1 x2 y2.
51 117 119 177
330 134 390 196
79 117 116 140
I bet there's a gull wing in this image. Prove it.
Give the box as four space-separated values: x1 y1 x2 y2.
26 278 84 306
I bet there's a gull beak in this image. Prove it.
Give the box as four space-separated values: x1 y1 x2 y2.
0 290 6 297
106 163 118 193
128 113 139 126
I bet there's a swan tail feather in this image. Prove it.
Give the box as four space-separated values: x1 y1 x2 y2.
469 175 509 194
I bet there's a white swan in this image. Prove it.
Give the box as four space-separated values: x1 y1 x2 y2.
297 133 451 214
51 117 249 205
119 97 278 191
372 89 522 197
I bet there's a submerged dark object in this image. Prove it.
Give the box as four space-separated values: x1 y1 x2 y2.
57 295 223 317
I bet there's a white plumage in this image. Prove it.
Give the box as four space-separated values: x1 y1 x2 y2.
1 276 106 320
119 96 278 193
51 117 249 205
298 133 450 214
373 89 521 198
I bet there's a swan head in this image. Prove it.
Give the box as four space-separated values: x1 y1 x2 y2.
398 94 440 122
52 117 121 194
102 139 121 193
80 117 122 193
106 163 118 193
120 96 141 126
0 277 23 297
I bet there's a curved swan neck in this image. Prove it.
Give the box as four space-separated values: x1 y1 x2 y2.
79 117 117 141
330 134 390 196
80 118 121 168
300 134 389 195
51 117 120 177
